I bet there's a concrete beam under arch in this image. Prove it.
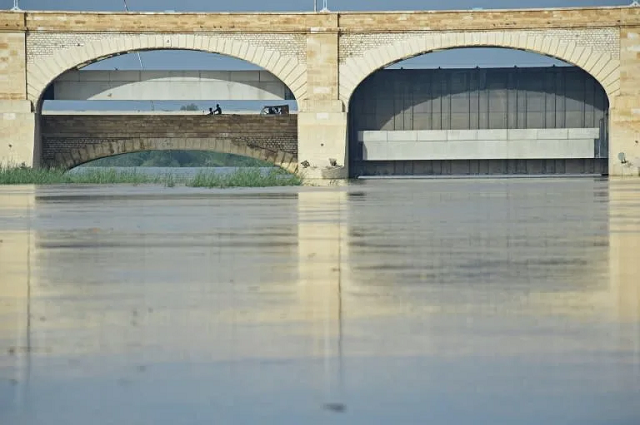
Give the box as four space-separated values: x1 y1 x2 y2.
47 70 295 102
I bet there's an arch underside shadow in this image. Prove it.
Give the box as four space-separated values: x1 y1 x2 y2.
50 138 298 173
27 33 307 106
339 32 620 106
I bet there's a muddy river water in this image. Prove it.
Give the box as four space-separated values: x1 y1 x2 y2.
1 178 639 424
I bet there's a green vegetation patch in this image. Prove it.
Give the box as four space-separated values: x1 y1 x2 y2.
0 166 302 188
0 166 170 185
188 168 302 188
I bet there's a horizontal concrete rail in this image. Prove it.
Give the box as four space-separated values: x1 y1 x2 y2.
48 70 295 101
358 128 601 160
41 114 298 171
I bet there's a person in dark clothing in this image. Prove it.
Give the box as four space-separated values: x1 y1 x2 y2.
208 107 214 115
213 104 222 115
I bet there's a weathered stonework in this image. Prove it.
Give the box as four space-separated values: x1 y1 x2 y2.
26 32 308 105
608 25 640 176
26 33 307 64
40 115 298 172
338 29 621 105
1 7 639 177
339 28 620 61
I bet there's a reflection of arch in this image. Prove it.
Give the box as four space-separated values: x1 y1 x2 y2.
339 32 619 105
51 138 298 173
28 34 307 106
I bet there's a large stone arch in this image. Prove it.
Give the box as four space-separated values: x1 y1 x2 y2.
27 33 307 107
51 138 298 173
339 30 620 107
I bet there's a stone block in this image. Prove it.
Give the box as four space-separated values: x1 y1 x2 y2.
0 100 31 113
0 110 35 167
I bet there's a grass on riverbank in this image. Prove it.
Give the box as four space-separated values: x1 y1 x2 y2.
0 166 302 188
187 168 302 188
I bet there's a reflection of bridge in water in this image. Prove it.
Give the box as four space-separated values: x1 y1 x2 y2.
1 182 640 419
1 182 639 361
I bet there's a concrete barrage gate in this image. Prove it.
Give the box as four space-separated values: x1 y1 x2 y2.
1 6 639 178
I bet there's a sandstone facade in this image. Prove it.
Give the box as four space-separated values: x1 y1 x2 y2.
0 7 638 177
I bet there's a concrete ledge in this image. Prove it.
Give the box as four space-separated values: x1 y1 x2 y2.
568 128 600 138
360 131 387 142
476 129 508 141
360 128 600 161
362 141 388 159
364 139 595 160
416 130 449 141
447 130 478 141
537 128 569 139
360 128 599 144
507 129 538 140
387 130 417 142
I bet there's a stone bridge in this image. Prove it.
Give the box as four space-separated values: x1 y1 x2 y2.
40 115 298 171
1 6 640 177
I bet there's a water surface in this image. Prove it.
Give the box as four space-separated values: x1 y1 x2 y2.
1 178 639 424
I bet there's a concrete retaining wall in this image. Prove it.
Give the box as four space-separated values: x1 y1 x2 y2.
358 128 600 161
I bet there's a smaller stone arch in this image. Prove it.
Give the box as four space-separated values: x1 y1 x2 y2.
27 33 307 107
339 31 620 106
51 138 298 174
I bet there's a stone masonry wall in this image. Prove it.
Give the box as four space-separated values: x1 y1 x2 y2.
339 28 620 61
338 28 623 105
25 32 308 105
26 32 307 64
0 32 27 101
40 115 298 169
